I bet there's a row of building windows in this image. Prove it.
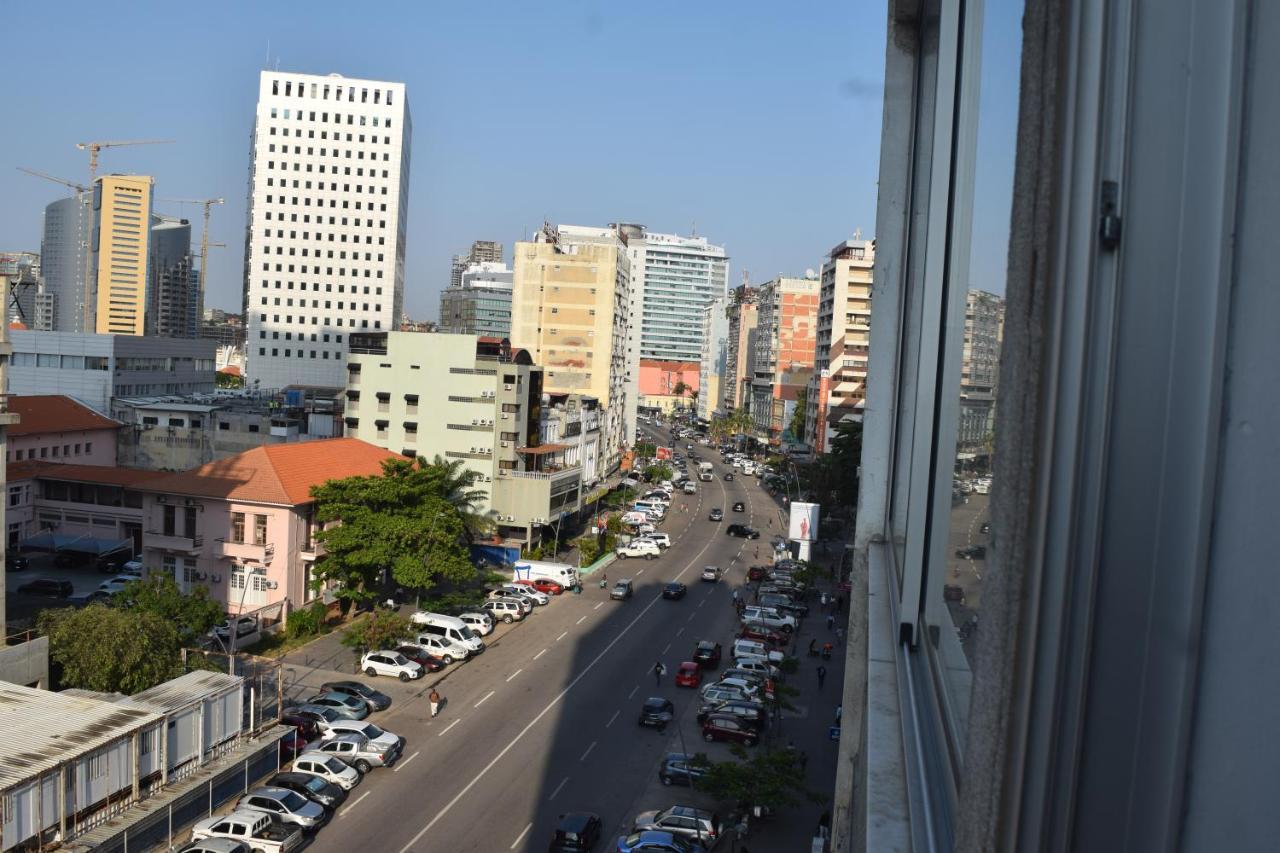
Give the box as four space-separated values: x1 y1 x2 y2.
265 179 388 197
259 246 386 262
8 441 94 462
261 194 388 212
260 264 383 279
259 347 351 360
270 78 396 106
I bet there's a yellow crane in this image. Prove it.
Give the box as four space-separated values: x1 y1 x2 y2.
75 138 174 185
158 197 225 311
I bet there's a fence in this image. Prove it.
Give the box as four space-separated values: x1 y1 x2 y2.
182 649 284 734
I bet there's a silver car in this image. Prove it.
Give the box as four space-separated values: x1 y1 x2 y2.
236 786 327 830
313 732 399 773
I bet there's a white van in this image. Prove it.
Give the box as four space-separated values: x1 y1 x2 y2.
512 559 579 590
634 500 666 518
410 613 485 654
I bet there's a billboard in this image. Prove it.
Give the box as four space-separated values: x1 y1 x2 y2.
788 502 820 542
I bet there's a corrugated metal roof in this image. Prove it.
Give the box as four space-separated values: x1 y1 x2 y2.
0 683 162 793
128 670 241 713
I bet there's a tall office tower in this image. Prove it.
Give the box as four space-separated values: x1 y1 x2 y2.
242 71 412 391
749 275 821 442
0 315 14 636
1 252 42 328
438 261 513 336
147 215 200 338
804 237 876 453
722 285 758 413
511 223 630 472
41 194 91 331
698 294 730 421
958 289 1005 461
90 175 154 335
450 240 504 289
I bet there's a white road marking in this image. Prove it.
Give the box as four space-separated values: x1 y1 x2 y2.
534 648 547 660
606 709 620 728
475 690 496 708
637 568 645 575
697 599 705 609
438 719 460 737
510 822 532 849
548 776 570 800
628 684 639 699
339 790 370 816
662 642 671 654
675 627 683 637
594 602 603 610
579 740 597 762
393 750 420 772
506 669 522 682
577 615 587 625
556 631 568 642
687 613 696 622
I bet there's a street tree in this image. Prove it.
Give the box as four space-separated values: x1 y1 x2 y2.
39 604 182 694
699 744 820 813
114 575 225 646
340 610 413 657
311 456 478 608
789 387 808 442
417 454 492 539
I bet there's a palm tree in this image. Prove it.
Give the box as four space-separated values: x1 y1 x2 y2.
423 455 493 539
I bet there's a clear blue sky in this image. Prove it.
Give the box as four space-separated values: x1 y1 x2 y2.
2 1 1017 318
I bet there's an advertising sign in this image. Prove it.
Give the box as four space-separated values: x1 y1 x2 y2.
788 502 821 542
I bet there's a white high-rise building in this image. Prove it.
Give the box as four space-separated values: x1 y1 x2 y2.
698 294 729 421
242 71 412 391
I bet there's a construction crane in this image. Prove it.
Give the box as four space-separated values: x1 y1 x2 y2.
158 198 224 312
16 166 89 195
76 139 175 185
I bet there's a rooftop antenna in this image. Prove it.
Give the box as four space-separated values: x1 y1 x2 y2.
691 220 697 237
853 226 863 240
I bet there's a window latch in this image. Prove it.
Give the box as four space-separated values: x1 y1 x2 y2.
1099 180 1122 251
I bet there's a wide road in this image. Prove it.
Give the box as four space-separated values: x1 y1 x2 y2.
308 425 775 852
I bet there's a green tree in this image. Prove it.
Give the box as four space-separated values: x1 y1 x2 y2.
644 463 674 482
39 604 182 694
215 371 245 389
788 387 808 442
311 456 477 607
700 745 819 812
114 575 224 646
672 380 689 398
340 610 413 656
417 454 492 539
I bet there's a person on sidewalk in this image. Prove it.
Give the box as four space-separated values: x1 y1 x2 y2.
816 665 827 689
429 688 442 717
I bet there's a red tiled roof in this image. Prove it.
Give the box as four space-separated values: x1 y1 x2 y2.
5 461 168 487
218 365 243 377
136 438 400 505
8 396 120 437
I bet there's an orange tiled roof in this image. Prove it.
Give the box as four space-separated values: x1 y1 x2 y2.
5 461 168 486
218 364 243 377
8 395 120 437
136 438 400 505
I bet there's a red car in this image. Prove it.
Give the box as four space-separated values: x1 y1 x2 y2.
278 727 309 760
738 626 787 648
675 662 702 688
702 713 760 746
747 565 767 582
394 645 447 672
517 577 565 595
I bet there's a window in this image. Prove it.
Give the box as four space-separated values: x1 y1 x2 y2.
253 514 268 545
231 512 246 544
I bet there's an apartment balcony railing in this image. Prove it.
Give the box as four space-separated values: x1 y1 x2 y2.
146 532 204 553
498 465 581 481
212 538 275 564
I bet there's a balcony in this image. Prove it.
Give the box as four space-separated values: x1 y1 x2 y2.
498 465 580 482
212 538 275 565
145 531 204 553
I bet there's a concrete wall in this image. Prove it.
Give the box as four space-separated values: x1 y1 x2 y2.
0 636 50 689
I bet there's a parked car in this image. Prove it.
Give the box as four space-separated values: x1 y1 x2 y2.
691 641 722 669
698 683 754 706
759 593 808 618
956 544 987 560
319 681 390 712
287 704 343 728
632 806 722 847
644 532 672 549
708 508 724 522
638 697 675 730
189 810 302 853
732 502 745 512
214 615 259 641
739 606 797 632
726 658 780 681
235 786 327 831
482 598 526 623
313 731 399 773
393 645 446 672
616 829 707 853
659 753 710 787
177 839 252 853
516 577 564 595
266 772 347 810
410 633 470 665
360 650 424 681
280 714 323 742
702 713 760 746
457 611 495 636
662 582 687 601
16 578 73 598
320 720 403 755
497 583 549 606
291 752 361 790
92 575 134 598
549 811 604 853
746 565 767 581
488 588 535 613
5 554 30 572
699 566 719 582
696 698 767 729
617 540 662 560
725 524 759 540
611 579 635 601
674 662 702 688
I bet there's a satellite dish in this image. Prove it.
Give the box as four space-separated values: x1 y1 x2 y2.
805 268 817 279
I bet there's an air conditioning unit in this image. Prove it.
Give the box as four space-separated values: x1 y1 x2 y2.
472 418 479 425
210 574 222 583
194 572 207 581
502 413 510 420
265 580 279 590
501 441 509 448
504 384 513 391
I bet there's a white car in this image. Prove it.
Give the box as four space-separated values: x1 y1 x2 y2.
643 533 672 549
498 584 549 606
972 480 991 494
458 612 494 636
360 650 423 681
95 576 134 596
292 751 361 790
740 606 797 632
487 588 533 613
701 566 720 582
636 522 657 536
616 540 662 559
321 719 402 754
411 634 471 665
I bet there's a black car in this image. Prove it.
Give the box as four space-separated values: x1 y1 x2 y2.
549 811 603 852
17 578 73 598
267 772 348 810
980 522 991 534
638 697 675 730
281 713 323 742
95 550 132 574
708 508 723 522
692 641 722 669
659 753 710 787
5 554 30 572
696 698 768 729
723 473 735 481
726 524 760 540
662 582 687 601
319 680 391 712
955 545 987 560
732 502 745 512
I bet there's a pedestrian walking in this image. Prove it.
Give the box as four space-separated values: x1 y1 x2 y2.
836 625 846 644
732 589 740 607
816 665 827 689
653 660 666 686
826 613 835 631
429 688 442 717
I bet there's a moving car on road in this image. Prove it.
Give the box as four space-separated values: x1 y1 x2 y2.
708 507 723 521
699 566 719 582
611 579 635 601
16 578 73 598
549 811 604 852
638 697 675 730
674 662 702 688
726 524 760 540
691 641 722 669
955 544 987 560
732 502 745 512
724 472 735 481
662 582 687 600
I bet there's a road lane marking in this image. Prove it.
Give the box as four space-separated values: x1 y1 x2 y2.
675 627 683 637
594 602 603 610
579 740 597 761
577 615 587 625
606 709 620 728
510 822 532 849
395 479 729 853
628 684 639 699
687 613 696 622
637 568 645 575
556 631 568 642
393 750 420 772
662 642 671 654
548 776 570 800
438 719 460 737
339 790 370 816
697 599 705 609
475 690 495 708
534 648 547 660
506 669 522 682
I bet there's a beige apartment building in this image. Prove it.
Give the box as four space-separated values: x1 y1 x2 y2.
804 238 876 452
91 175 153 335
721 286 758 413
749 275 821 442
343 331 582 547
511 224 629 473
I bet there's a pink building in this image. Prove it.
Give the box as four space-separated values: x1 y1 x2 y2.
638 359 700 414
6 395 120 466
136 438 398 617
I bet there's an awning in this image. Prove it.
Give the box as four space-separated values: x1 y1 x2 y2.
517 444 569 455
20 532 133 555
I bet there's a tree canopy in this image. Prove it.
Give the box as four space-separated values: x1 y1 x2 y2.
699 745 818 812
114 575 225 646
340 610 413 655
788 387 808 442
310 456 479 605
39 604 183 694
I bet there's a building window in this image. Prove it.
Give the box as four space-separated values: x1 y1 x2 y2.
253 514 268 545
231 512 246 544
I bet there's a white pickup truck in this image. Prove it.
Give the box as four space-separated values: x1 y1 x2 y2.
190 809 303 853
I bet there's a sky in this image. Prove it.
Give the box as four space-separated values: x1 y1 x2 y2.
0 0 898 319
